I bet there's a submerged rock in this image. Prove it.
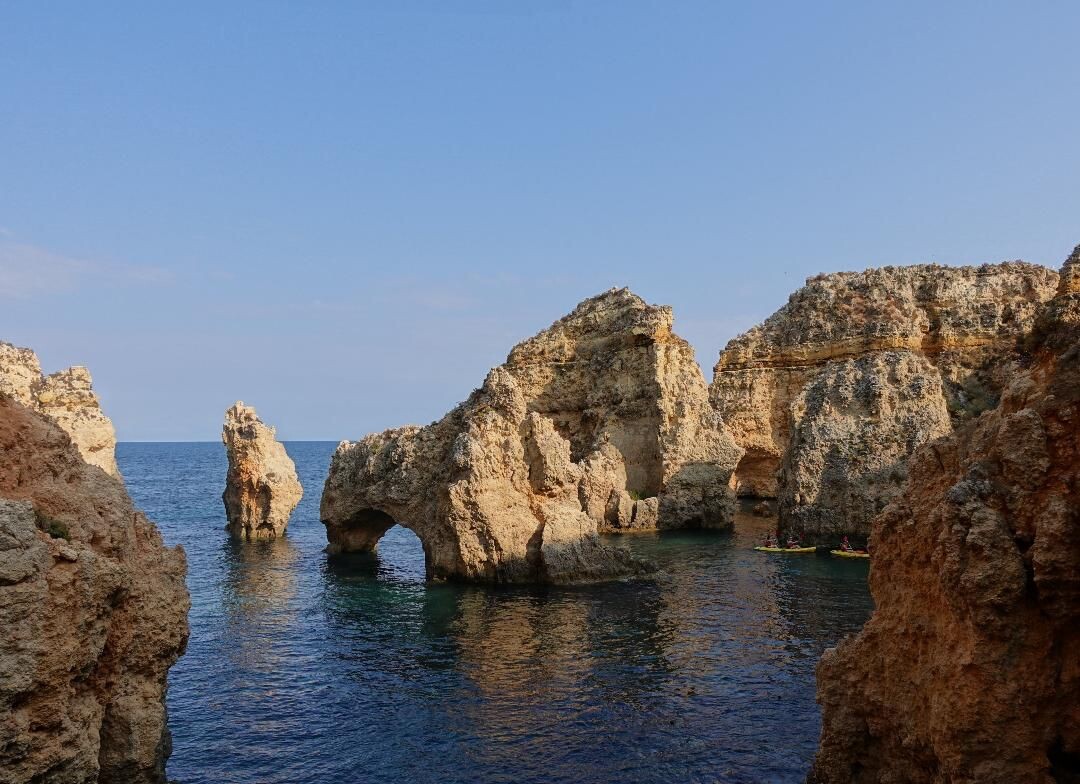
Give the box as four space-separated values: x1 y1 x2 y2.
321 288 742 583
809 247 1080 783
711 261 1058 541
222 401 302 539
0 341 120 476
0 392 189 783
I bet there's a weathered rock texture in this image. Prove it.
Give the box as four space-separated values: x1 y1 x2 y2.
711 261 1058 541
0 395 189 783
0 341 119 476
321 288 742 583
222 402 303 540
810 248 1080 783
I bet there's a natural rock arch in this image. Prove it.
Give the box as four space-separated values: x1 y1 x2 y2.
320 288 743 584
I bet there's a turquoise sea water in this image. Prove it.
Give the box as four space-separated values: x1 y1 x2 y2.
117 441 873 784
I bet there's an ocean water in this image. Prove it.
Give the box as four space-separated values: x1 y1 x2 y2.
117 441 873 784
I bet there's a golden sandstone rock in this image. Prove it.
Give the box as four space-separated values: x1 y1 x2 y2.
321 288 742 583
221 401 303 540
0 342 120 476
0 391 188 783
711 261 1059 542
810 247 1080 783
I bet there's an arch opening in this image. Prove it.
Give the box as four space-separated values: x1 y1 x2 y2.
336 508 398 552
332 508 432 580
731 448 780 499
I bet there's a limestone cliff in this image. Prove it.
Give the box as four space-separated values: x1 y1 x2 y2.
321 288 741 583
222 402 303 540
711 261 1058 541
0 395 189 783
0 341 120 476
809 248 1080 783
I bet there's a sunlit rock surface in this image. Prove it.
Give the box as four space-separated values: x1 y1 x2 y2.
711 261 1058 541
0 394 189 783
0 341 120 476
810 247 1080 783
321 288 741 583
222 401 303 539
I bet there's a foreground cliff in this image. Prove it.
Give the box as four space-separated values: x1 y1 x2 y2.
0 395 189 782
809 248 1080 783
711 261 1058 541
222 401 303 539
322 288 742 583
0 341 120 476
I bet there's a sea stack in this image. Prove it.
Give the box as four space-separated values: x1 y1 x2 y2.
221 401 302 539
321 288 741 584
0 365 189 783
809 245 1080 783
711 261 1059 542
0 341 120 476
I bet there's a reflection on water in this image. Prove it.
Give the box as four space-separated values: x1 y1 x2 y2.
221 537 300 673
119 442 873 784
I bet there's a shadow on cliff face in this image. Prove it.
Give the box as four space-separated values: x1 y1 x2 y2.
658 462 737 530
809 252 1080 783
781 443 906 547
732 447 781 499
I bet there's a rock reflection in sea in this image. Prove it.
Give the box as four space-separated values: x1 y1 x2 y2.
119 441 872 784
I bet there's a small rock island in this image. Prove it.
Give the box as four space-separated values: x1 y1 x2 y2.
222 401 303 539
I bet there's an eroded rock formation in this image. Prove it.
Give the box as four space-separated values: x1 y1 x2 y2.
222 402 303 539
321 288 742 583
0 341 120 476
0 394 189 783
810 247 1080 783
711 261 1058 541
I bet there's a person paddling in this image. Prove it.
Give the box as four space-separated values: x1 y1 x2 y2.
786 534 801 549
840 535 854 552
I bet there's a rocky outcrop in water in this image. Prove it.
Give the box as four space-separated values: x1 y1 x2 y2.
0 341 120 476
809 247 1080 783
321 288 742 583
711 261 1058 541
0 394 189 783
222 402 303 540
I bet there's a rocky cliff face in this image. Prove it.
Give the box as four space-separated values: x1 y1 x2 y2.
0 395 189 783
711 261 1058 541
321 288 741 583
809 248 1080 783
0 342 120 476
222 402 303 540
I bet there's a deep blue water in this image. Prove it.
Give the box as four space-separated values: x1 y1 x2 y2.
117 441 873 784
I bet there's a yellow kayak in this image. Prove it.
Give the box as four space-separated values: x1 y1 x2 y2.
754 546 817 554
830 549 870 559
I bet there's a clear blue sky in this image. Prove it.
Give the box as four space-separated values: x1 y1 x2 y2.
2 1 1077 440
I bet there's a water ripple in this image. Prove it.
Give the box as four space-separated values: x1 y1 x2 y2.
118 442 873 784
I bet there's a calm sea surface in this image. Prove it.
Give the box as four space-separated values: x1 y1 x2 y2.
117 441 873 784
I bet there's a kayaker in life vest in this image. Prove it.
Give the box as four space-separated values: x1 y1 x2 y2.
763 533 778 548
840 536 854 552
786 534 801 549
